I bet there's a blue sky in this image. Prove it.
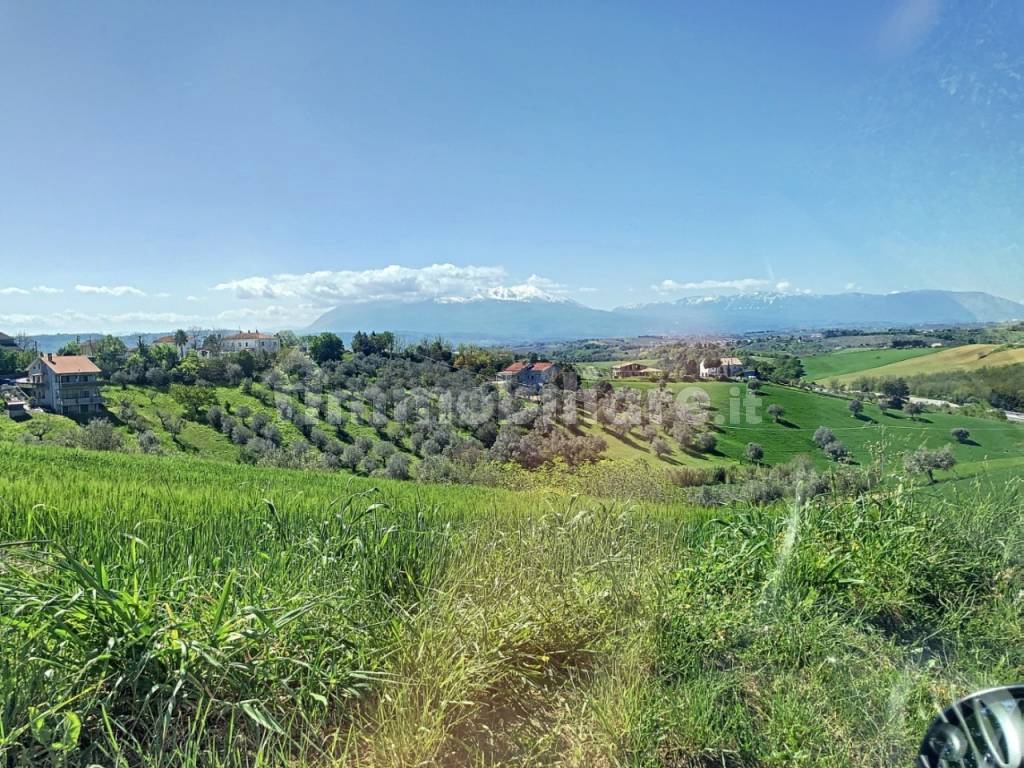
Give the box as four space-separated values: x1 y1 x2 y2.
0 0 1021 333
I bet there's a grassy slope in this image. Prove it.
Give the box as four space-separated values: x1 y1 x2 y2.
2 442 1023 766
831 343 1024 385
801 347 940 382
591 380 1024 476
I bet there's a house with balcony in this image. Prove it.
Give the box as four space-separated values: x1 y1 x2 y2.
26 354 104 417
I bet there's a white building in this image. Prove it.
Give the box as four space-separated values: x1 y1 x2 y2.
699 356 744 379
27 354 103 417
222 331 280 355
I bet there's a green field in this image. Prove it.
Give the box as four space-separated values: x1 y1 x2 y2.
1 442 1023 766
801 347 940 382
829 343 1024 385
594 380 1024 479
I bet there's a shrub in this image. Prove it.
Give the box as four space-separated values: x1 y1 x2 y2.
812 426 836 448
951 427 970 443
693 432 717 453
745 442 764 463
137 430 161 454
822 440 849 463
848 399 863 417
384 453 411 480
651 436 671 458
78 419 124 452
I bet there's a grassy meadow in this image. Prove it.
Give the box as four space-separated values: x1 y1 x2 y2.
1 443 1023 766
826 344 1024 386
801 347 940 382
586 380 1024 478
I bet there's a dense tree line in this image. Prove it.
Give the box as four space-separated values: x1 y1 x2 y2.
849 364 1024 411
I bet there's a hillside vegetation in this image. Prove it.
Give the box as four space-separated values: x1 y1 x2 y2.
1 443 1022 766
829 343 1024 385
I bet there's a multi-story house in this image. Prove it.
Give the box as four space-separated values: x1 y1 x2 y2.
699 356 744 379
222 331 280 354
497 360 560 392
27 354 104 417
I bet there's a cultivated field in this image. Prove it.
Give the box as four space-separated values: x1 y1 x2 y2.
1 444 1023 766
801 347 940 382
828 344 1024 385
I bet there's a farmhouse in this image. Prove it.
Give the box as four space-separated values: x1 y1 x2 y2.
497 360 560 392
699 356 744 379
26 353 103 416
611 362 664 379
222 331 280 354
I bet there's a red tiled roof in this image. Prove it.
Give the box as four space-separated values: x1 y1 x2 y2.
226 331 275 340
153 335 179 345
36 355 101 375
531 361 555 371
501 361 528 374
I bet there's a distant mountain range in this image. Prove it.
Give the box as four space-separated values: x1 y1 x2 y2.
307 290 1024 343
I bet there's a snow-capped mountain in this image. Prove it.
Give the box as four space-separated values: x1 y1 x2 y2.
307 290 1024 343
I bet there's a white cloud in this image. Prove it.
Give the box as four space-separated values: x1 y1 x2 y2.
845 282 859 291
1 285 68 296
653 278 796 295
75 284 147 297
215 304 321 326
186 295 200 302
0 310 204 333
214 264 569 305
878 0 940 57
154 292 171 299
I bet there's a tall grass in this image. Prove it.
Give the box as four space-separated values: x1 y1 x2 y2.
1 443 1022 766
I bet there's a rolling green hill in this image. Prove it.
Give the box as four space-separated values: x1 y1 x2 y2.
829 343 1024 385
605 379 1024 478
801 347 940 382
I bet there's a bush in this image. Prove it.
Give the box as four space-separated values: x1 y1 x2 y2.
79 419 124 452
651 436 671 457
137 430 161 454
693 432 717 453
745 442 764 463
812 426 836 448
822 440 849 463
951 427 970 443
384 453 411 480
